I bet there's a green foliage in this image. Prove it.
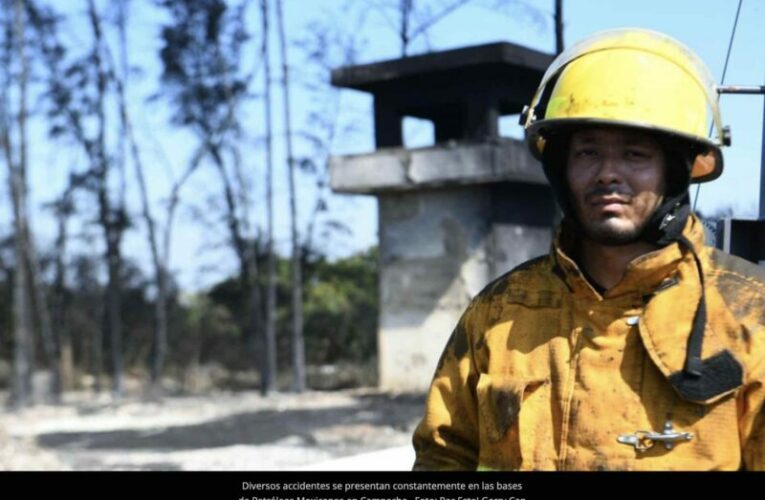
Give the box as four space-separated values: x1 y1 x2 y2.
173 293 243 369
205 246 380 369
302 247 378 365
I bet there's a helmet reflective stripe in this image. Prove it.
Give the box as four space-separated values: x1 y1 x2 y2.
523 28 728 182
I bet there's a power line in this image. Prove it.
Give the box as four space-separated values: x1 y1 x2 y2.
693 0 744 212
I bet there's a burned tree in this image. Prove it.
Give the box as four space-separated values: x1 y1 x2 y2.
1 0 64 405
157 0 267 385
260 0 277 394
0 0 35 405
33 0 130 398
274 0 305 392
104 0 171 394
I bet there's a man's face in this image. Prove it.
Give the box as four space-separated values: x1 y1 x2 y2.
566 127 667 246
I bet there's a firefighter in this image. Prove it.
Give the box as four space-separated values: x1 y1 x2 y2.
412 28 765 470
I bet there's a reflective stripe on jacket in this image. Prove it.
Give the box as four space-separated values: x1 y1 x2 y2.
412 214 765 470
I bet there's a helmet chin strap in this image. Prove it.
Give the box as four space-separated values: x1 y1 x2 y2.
640 192 691 246
654 196 742 403
638 193 707 377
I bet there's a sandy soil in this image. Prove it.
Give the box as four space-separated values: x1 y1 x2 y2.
0 388 425 471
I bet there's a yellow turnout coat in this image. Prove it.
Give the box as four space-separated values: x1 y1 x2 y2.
412 214 765 470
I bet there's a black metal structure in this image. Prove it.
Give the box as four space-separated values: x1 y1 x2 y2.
714 85 765 264
331 42 553 148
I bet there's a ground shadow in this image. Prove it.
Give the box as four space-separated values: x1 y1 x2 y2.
36 393 426 452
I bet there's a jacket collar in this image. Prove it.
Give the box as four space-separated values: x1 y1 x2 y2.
551 213 707 300
551 213 742 403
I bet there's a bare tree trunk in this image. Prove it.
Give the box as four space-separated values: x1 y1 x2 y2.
163 143 206 273
93 303 103 393
260 0 277 395
302 116 339 259
88 0 123 399
29 0 111 397
123 86 168 393
19 6 59 395
2 0 43 407
10 189 33 406
25 227 59 401
53 185 74 391
104 238 123 398
110 0 168 395
115 0 128 216
7 0 32 407
2 109 33 407
14 0 59 403
554 0 564 54
208 142 264 374
275 0 305 393
155 145 208 389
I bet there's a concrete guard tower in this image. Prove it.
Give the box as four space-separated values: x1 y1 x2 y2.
330 42 557 391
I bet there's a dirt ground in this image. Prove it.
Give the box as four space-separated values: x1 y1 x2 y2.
0 388 425 471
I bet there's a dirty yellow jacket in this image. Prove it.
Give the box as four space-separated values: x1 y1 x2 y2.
412 214 765 470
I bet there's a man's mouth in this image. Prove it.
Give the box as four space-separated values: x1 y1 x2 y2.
588 195 629 214
589 195 629 206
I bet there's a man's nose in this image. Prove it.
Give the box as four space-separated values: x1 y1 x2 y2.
594 154 623 184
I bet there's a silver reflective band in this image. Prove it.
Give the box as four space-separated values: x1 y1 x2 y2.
617 421 694 452
626 316 640 326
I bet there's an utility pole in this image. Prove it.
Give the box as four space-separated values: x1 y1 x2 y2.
715 85 765 263
554 0 564 55
757 85 764 266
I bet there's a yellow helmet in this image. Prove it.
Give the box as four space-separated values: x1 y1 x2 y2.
522 28 729 182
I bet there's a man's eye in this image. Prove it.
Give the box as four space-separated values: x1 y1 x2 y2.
575 149 597 157
625 150 649 159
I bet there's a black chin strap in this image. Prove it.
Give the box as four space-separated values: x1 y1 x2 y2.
675 234 706 377
641 193 691 246
646 203 743 400
643 195 705 377
666 231 744 401
645 199 705 377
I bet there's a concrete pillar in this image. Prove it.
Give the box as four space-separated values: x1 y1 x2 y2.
329 42 557 392
330 140 554 391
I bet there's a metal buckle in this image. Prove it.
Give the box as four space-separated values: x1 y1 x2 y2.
617 421 693 452
659 212 676 231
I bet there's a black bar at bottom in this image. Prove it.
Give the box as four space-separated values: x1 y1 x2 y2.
0 470 761 499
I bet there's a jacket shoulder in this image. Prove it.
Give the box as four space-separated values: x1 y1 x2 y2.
708 248 765 291
707 249 765 332
474 254 553 303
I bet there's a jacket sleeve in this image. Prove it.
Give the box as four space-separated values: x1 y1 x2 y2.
740 353 765 470
412 303 482 470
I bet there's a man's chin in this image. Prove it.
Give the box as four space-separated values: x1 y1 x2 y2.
582 220 642 246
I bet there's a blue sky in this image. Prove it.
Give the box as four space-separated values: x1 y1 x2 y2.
325 0 765 250
13 0 765 291
304 0 765 265
329 0 764 209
